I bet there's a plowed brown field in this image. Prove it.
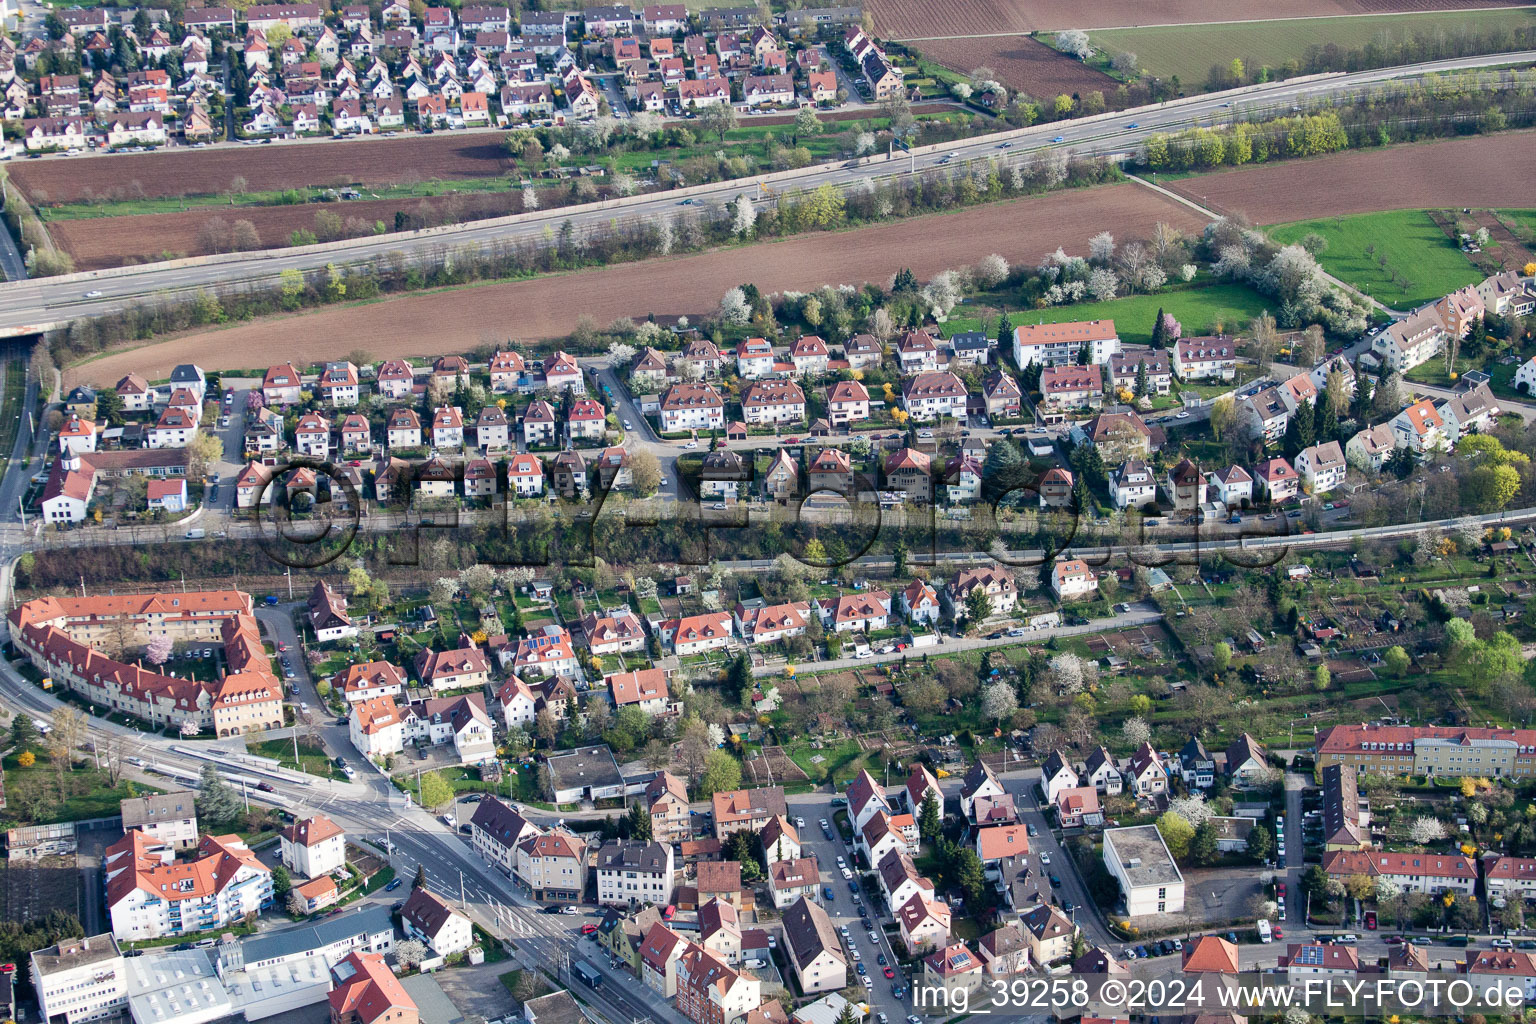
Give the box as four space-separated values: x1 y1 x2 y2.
1162 132 1536 223
65 183 1205 385
874 0 1531 36
48 192 518 270
8 133 514 205
914 35 1119 100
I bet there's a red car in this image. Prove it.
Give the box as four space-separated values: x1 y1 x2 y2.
663 905 676 921
883 968 896 979
1273 928 1284 940
580 924 597 935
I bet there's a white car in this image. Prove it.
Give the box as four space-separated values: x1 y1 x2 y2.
83 289 102 298
836 856 846 866
623 420 633 429
841 867 853 879
861 976 873 989
684 440 698 449
561 906 580 915
744 958 767 968
1039 852 1050 865
850 949 861 961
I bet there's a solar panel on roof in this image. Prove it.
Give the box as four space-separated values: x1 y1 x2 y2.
1294 945 1325 965
949 954 969 968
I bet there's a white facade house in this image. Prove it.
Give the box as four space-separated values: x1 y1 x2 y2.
595 840 675 909
32 935 128 1024
105 833 272 941
1294 441 1347 494
1371 311 1445 373
659 383 725 433
279 815 346 880
399 886 475 956
901 372 968 422
1102 825 1184 917
1013 320 1120 368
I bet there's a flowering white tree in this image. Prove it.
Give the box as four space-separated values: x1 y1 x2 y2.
612 172 638 197
146 635 174 665
856 131 877 155
1408 816 1445 844
1375 877 1402 902
1180 263 1198 282
1168 793 1213 827
521 185 539 211
719 287 751 325
1121 716 1150 747
1087 267 1119 301
1044 653 1091 694
921 271 963 318
430 577 459 605
982 681 1019 722
1055 29 1092 60
1088 231 1116 264
732 194 757 238
973 253 1009 288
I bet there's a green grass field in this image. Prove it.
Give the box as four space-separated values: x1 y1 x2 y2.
1268 210 1481 308
942 282 1271 346
1091 8 1536 82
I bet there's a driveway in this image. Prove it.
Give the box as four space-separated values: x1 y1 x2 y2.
787 796 912 1020
1003 770 1114 950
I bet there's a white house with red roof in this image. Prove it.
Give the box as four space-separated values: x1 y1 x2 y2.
736 337 776 379
1253 457 1300 504
294 412 332 457
661 612 733 655
899 580 940 626
895 331 939 374
431 406 464 449
581 608 646 655
734 601 811 645
513 625 579 678
106 831 272 939
543 351 584 394
789 334 829 376
659 383 725 433
818 590 891 634
57 415 96 455
1207 465 1252 508
897 893 951 955
489 350 526 391
496 677 538 729
507 453 545 497
262 363 304 406
826 379 870 425
740 380 805 426
375 359 416 399
846 770 890 833
905 763 943 814
901 371 967 422
1013 320 1120 368
606 668 669 716
280 813 346 878
1322 849 1475 895
1390 398 1449 458
334 661 407 704
567 398 608 443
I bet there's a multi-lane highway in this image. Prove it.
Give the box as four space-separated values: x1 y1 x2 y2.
1 50 1532 337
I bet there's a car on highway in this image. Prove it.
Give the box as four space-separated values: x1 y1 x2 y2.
1126 122 1139 128
1052 136 1064 143
678 198 694 205
256 781 275 792
84 290 102 298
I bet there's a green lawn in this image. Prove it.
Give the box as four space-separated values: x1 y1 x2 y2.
246 738 344 780
1091 8 1536 82
1267 210 1481 307
944 282 1270 346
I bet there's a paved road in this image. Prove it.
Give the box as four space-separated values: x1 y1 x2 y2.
3 51 1532 337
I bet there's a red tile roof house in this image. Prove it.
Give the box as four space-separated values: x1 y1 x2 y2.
1253 457 1300 504
734 602 811 645
567 398 608 443
923 943 984 1005
788 335 829 376
662 612 734 656
1054 786 1103 828
740 380 806 426
818 590 891 634
513 624 579 678
826 380 869 426
1039 364 1104 420
607 668 670 716
581 608 646 655
1322 849 1476 895
413 644 491 693
901 371 967 422
375 359 416 399
488 350 527 392
262 362 304 406
735 337 777 379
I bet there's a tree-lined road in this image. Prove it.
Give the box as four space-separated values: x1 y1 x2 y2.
1 51 1531 337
